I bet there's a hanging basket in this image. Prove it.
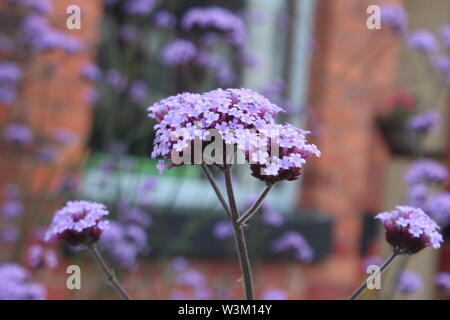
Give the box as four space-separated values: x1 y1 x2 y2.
376 118 425 156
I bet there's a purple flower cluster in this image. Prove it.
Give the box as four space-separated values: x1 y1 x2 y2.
396 270 422 294
170 257 212 300
376 206 443 254
0 61 22 105
441 25 450 49
0 263 46 300
213 220 233 240
21 14 83 53
148 88 319 183
407 30 438 53
45 201 110 246
123 0 155 16
380 3 408 34
405 159 448 186
272 231 313 263
3 123 33 146
105 69 128 91
181 7 246 47
426 193 450 227
160 39 197 67
128 80 149 104
436 272 450 294
261 288 288 300
27 244 58 269
80 63 102 82
407 111 441 132
431 55 450 76
153 10 176 29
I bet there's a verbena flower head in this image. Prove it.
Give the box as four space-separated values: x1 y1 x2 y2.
181 7 246 47
148 88 319 183
153 10 176 29
441 25 450 49
380 3 408 34
405 159 448 186
27 244 58 269
80 63 101 82
431 55 450 75
0 263 46 300
160 39 197 67
426 192 450 227
408 111 441 132
3 123 33 145
0 62 22 84
128 80 148 103
406 183 429 208
397 270 422 294
45 201 109 246
123 0 155 16
407 30 438 53
213 220 233 240
272 231 313 263
436 272 450 294
376 205 443 254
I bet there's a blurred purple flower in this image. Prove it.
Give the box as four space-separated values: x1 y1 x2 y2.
84 88 98 105
181 7 246 47
426 192 450 227
38 145 57 162
262 210 284 227
0 62 22 83
405 159 448 186
273 231 313 263
0 84 17 104
397 270 422 294
54 127 76 145
406 183 429 209
100 222 139 269
161 39 197 67
124 0 155 16
8 0 52 14
176 269 206 288
0 226 18 243
261 288 287 300
408 111 440 132
380 3 408 34
105 69 127 90
80 63 101 82
408 30 438 53
1 200 24 219
3 123 33 145
436 272 450 294
129 80 148 103
431 55 450 75
27 244 58 269
170 257 189 273
0 263 46 300
119 25 139 42
213 220 233 240
440 25 450 49
153 10 176 29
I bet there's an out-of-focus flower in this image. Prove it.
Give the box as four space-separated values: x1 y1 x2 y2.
436 272 450 294
431 55 450 76
397 270 422 294
361 255 382 271
262 210 284 227
407 30 438 53
84 88 98 105
119 25 139 42
128 80 148 103
261 288 287 300
376 206 442 254
0 226 18 243
0 263 46 300
160 39 197 67
213 220 233 240
380 3 408 34
45 201 110 246
3 123 33 145
123 0 155 16
27 244 58 269
273 231 313 263
407 111 440 133
105 69 127 90
181 7 246 47
0 62 22 83
1 200 24 219
170 257 189 273
440 25 450 49
406 183 429 209
426 192 450 227
153 10 176 29
176 269 206 288
405 159 448 186
80 63 101 82
38 145 57 162
54 128 76 145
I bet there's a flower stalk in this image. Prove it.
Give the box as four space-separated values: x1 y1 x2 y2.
87 244 131 300
349 249 399 300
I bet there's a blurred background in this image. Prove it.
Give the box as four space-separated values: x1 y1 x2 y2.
0 0 450 300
